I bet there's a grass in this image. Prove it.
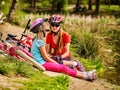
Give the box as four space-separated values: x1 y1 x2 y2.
19 75 69 90
66 14 120 78
0 56 69 90
99 5 120 14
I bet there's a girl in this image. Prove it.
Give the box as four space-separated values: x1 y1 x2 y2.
46 14 71 62
30 18 96 81
46 14 85 72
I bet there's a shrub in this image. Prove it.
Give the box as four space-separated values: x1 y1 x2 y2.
77 31 100 59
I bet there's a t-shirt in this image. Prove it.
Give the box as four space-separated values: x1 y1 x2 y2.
31 39 46 64
46 32 71 58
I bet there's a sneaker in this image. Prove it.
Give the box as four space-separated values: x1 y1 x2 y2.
74 60 85 72
86 70 97 81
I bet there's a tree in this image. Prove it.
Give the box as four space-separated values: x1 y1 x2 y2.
95 0 100 14
108 0 111 7
118 0 120 7
7 0 18 21
51 0 68 12
31 0 36 9
88 0 92 10
76 0 80 6
74 0 81 12
51 0 57 11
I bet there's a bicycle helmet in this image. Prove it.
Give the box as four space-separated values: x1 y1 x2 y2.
30 18 48 33
49 14 62 24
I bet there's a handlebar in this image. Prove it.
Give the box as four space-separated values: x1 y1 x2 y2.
20 19 31 40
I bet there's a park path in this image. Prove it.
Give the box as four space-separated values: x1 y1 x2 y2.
0 71 114 90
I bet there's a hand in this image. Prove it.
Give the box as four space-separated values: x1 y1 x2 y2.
52 55 63 64
55 55 62 61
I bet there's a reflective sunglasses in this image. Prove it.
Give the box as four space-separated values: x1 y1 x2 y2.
51 23 60 27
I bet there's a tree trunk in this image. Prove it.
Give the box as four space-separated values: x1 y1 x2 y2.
108 0 111 7
74 0 81 12
51 0 57 11
76 0 80 5
31 0 36 9
118 0 120 7
88 0 92 10
7 0 18 21
95 0 100 14
33 0 36 9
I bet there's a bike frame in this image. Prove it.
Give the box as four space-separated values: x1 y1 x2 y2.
6 34 33 52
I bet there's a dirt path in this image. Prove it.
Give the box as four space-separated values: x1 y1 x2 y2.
43 71 117 90
0 23 119 90
0 23 34 39
0 74 27 90
0 72 117 90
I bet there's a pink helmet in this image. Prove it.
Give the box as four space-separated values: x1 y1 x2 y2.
49 14 62 24
30 18 48 33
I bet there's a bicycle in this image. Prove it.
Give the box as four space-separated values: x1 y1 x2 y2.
6 33 32 52
0 31 45 71
5 19 32 52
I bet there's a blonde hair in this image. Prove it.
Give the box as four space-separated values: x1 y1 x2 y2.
36 22 49 42
56 27 67 54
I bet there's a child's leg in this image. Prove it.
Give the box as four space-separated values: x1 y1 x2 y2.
42 62 77 77
63 60 85 72
42 62 96 80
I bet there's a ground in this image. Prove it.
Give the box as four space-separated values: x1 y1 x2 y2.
0 23 119 90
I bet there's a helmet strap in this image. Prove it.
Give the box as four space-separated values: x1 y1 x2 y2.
53 31 59 36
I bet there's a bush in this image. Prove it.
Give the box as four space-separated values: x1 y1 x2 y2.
77 31 100 59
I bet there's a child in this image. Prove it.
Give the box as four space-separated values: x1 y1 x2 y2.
30 18 96 81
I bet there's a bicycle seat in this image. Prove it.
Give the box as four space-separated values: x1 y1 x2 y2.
7 34 17 37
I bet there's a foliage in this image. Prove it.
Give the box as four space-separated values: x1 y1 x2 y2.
81 57 105 76
59 0 68 8
64 15 120 80
0 56 41 77
70 44 105 76
0 56 69 89
76 31 99 59
20 75 69 90
70 30 100 59
0 0 12 15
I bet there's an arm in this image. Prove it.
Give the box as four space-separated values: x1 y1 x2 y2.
60 33 71 59
46 43 51 54
46 43 53 57
61 43 70 59
39 46 57 64
46 33 52 55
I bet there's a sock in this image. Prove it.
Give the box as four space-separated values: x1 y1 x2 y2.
83 73 88 79
83 72 94 80
72 61 78 67
83 70 96 80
